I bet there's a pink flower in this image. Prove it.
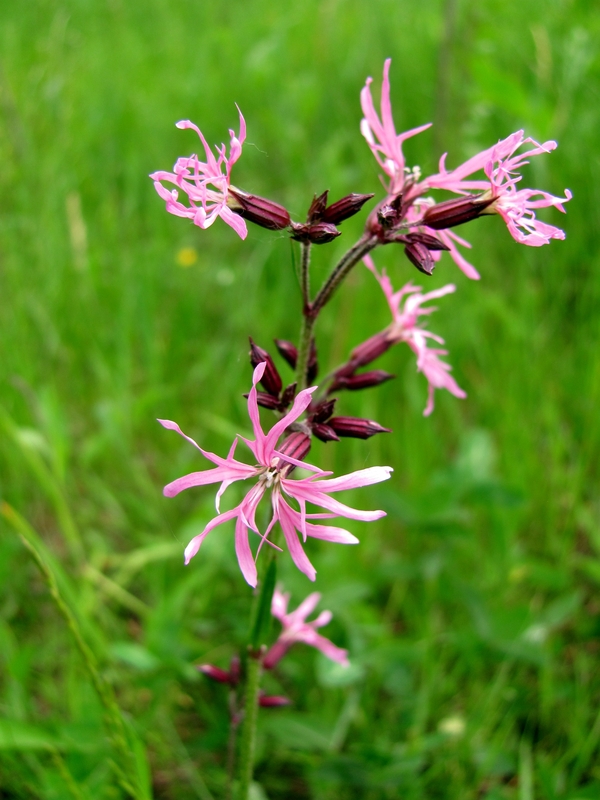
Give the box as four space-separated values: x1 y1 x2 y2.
263 588 349 668
364 255 466 416
159 363 392 587
420 130 571 247
361 59 431 194
150 107 248 240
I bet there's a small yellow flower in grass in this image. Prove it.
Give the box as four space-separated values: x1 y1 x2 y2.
176 247 198 267
438 715 466 737
509 564 529 583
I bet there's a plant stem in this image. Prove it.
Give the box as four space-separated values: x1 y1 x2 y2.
312 234 377 316
300 241 311 310
295 311 314 392
237 652 262 800
295 234 378 390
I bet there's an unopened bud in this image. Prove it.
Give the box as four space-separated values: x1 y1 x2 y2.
198 664 233 684
311 399 336 423
280 382 297 409
322 193 374 224
291 221 341 245
308 190 329 223
404 242 435 276
350 332 393 368
422 194 494 230
329 416 392 439
250 391 281 410
228 187 291 231
259 694 292 708
402 231 449 251
278 432 312 463
312 423 340 442
274 339 298 369
249 338 282 396
333 370 395 391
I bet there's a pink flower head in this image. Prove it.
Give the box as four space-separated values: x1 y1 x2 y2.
263 588 349 669
361 59 431 194
159 363 392 587
421 130 571 247
150 107 248 240
364 255 466 416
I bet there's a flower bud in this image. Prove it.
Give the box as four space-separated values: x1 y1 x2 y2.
252 391 281 410
350 332 393 368
310 399 336 424
322 193 374 224
402 231 449 251
274 339 298 370
227 187 291 230
198 664 233 684
249 338 282 396
259 694 292 708
312 423 340 443
307 190 329 223
329 416 392 439
280 382 297 409
278 431 312 463
422 194 494 230
291 221 341 244
332 370 395 391
404 242 435 276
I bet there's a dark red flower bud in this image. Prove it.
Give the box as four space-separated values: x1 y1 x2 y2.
308 190 329 223
249 338 282 396
422 194 494 230
322 193 375 224
280 382 297 409
310 399 336 424
404 242 435 275
291 221 341 244
333 370 395 391
329 416 392 439
274 339 298 370
350 332 393 368
259 694 291 708
377 203 399 228
312 423 340 442
249 391 281 410
402 231 449 251
198 664 233 684
278 431 312 463
227 187 291 230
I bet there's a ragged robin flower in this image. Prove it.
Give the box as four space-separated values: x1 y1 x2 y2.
150 107 248 239
159 363 392 587
364 255 466 416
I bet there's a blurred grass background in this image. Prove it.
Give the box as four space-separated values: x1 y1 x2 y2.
0 0 599 797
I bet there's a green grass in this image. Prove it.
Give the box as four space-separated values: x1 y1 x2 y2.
0 0 599 797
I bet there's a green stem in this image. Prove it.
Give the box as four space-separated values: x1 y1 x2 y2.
295 234 378 390
300 241 311 309
312 234 377 316
295 312 314 392
237 652 262 800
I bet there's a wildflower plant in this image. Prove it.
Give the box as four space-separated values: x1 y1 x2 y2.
152 58 570 797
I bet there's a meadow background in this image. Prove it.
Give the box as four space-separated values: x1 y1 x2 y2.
0 0 599 797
